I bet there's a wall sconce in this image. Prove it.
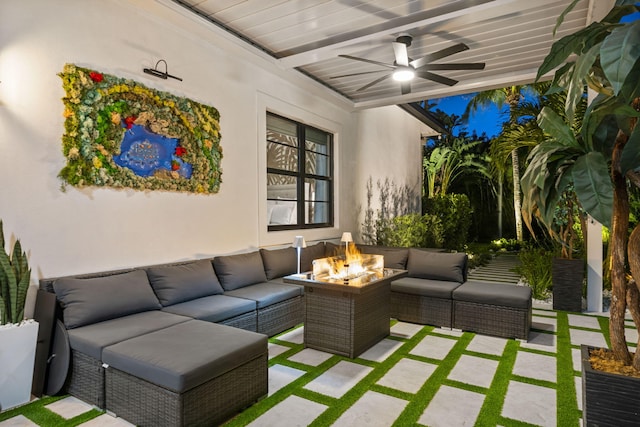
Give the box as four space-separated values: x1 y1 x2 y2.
292 236 307 274
143 59 182 81
341 232 353 253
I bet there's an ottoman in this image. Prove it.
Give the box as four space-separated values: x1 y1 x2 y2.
452 281 532 340
102 320 268 427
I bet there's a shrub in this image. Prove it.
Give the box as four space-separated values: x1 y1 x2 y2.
423 194 472 251
380 213 444 248
489 238 522 252
515 245 557 300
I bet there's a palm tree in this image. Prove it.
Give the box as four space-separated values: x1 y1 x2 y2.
463 85 545 240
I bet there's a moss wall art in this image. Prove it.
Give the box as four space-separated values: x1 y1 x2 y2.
58 64 222 193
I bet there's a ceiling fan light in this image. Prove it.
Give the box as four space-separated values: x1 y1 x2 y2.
393 67 415 82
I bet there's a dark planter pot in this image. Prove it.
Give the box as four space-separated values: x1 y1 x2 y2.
552 258 584 312
582 345 640 426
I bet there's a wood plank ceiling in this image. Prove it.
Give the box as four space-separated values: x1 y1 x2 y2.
169 0 591 109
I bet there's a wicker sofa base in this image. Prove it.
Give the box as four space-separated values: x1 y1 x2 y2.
391 292 453 328
105 352 268 427
67 350 106 408
257 295 304 337
219 310 258 332
453 300 531 340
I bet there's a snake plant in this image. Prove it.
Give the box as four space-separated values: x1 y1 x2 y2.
0 220 31 325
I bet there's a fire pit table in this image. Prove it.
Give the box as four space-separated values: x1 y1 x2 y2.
284 253 406 358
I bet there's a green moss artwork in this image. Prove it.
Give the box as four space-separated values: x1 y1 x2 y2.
58 64 222 193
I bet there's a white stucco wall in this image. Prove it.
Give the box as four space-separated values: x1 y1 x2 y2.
0 0 433 316
353 106 428 242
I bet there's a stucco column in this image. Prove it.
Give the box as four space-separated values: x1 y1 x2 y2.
586 215 603 312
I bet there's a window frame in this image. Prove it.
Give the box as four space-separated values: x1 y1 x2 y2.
267 112 334 231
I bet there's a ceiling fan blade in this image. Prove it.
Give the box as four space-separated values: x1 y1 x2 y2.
330 70 388 79
392 42 409 66
418 62 486 71
357 73 392 92
416 70 458 86
339 54 395 69
410 43 469 69
401 82 411 95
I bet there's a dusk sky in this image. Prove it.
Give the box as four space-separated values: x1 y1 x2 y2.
429 93 505 139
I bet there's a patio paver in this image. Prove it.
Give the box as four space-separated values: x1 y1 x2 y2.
520 331 557 352
276 327 304 344
331 391 408 427
569 328 607 348
304 360 373 398
513 350 556 383
376 358 437 394
268 364 306 396
288 348 333 366
502 381 556 426
390 321 423 339
466 334 507 356
268 343 290 359
448 354 499 388
568 314 600 329
45 397 93 419
359 338 403 362
532 315 557 332
0 415 38 427
418 385 485 427
246 395 326 427
410 335 457 360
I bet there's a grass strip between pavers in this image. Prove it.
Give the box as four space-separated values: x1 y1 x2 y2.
555 311 581 427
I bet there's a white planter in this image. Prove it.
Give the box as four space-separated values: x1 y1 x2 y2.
0 320 39 411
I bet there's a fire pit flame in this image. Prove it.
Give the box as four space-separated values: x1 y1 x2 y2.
312 243 384 284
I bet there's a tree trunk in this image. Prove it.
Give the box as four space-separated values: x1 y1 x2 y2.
610 131 631 364
498 175 503 238
512 149 523 241
629 225 640 370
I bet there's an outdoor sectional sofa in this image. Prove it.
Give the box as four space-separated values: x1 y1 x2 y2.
38 243 328 427
37 241 531 426
358 245 532 340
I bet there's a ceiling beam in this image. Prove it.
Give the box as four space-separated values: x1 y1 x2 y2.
276 0 544 69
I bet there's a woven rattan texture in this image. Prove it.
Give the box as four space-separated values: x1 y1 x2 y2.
304 284 389 358
219 311 258 331
105 352 268 427
453 300 531 340
390 292 453 328
67 350 106 408
257 295 304 337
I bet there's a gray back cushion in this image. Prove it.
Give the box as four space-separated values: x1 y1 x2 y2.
260 247 297 280
213 251 267 291
300 242 326 273
146 260 223 306
53 270 161 329
358 245 409 269
407 249 468 283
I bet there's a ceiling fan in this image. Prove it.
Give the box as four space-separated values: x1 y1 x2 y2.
332 35 485 95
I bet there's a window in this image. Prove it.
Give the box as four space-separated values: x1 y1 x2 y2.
266 112 333 230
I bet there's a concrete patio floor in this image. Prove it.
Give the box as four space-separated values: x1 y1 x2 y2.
1 302 632 427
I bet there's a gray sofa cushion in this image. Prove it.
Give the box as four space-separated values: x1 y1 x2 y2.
260 247 297 280
391 277 463 299
358 245 409 269
452 281 532 309
146 259 223 306
102 320 267 393
213 251 267 291
67 311 190 359
224 282 303 309
300 242 326 273
324 241 341 257
53 270 161 329
162 295 256 323
406 249 467 283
